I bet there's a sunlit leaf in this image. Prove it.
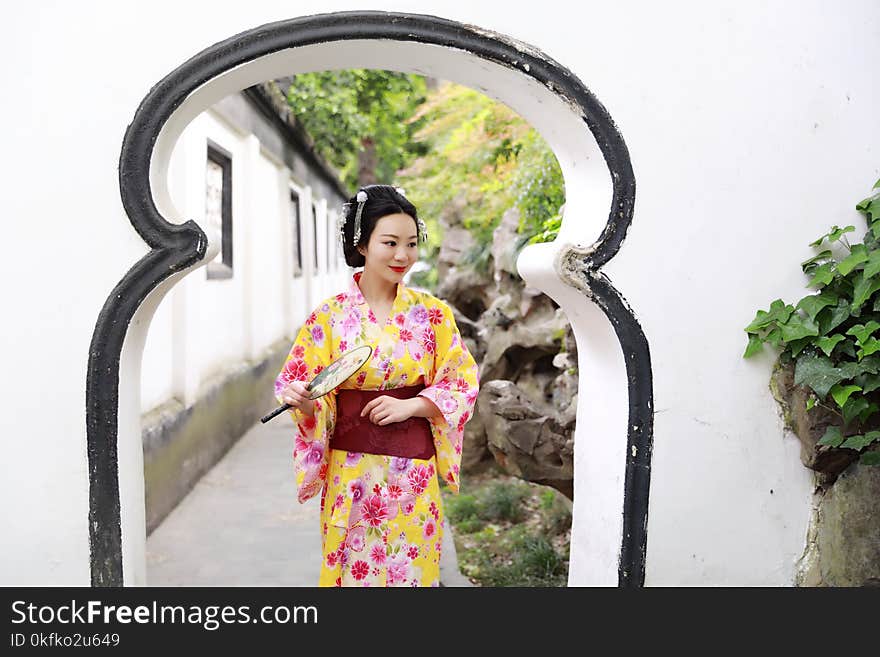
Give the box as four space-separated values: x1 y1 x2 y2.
743 334 763 358
830 383 862 408
845 321 880 345
815 334 845 357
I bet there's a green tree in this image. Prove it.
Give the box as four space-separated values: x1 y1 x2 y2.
396 81 565 277
284 70 429 191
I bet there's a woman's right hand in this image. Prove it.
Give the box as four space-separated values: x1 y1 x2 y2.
281 381 315 416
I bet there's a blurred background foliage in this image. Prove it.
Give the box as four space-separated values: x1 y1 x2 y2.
284 73 565 288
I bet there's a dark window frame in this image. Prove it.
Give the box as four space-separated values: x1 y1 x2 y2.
206 143 233 280
290 190 303 278
312 202 319 271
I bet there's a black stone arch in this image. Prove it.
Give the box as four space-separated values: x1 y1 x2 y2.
87 10 652 587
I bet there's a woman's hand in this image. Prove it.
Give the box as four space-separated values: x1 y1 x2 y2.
281 381 315 416
360 396 417 425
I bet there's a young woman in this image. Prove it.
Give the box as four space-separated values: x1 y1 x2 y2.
275 184 479 587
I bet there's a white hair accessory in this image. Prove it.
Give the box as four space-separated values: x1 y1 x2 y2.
353 190 368 246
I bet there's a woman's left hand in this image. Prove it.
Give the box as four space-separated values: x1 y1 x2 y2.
360 396 415 425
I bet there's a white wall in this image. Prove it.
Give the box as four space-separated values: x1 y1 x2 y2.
2 0 878 586
141 108 348 413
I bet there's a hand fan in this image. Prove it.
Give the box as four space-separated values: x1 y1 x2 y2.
260 344 373 423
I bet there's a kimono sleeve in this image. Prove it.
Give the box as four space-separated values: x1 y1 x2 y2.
274 310 336 504
418 300 480 493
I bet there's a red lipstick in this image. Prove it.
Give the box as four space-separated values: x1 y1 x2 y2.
389 266 406 273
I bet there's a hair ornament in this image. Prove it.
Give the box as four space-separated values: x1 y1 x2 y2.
336 209 347 248
353 189 368 246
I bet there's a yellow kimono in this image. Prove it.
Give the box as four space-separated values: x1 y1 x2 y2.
275 271 480 586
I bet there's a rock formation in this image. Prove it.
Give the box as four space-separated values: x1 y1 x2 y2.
437 203 576 499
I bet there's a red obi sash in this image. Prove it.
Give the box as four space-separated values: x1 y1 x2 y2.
331 385 435 460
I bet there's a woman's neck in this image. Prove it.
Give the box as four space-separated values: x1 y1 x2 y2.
357 268 397 305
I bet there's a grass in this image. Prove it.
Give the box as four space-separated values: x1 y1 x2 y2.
441 467 572 587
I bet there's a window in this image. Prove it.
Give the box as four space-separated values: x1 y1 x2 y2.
312 202 319 271
290 190 302 277
205 145 233 280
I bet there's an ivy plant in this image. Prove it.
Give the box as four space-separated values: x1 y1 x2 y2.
744 179 880 466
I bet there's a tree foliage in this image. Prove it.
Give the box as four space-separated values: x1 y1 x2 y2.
396 81 565 274
284 70 429 191
285 74 565 285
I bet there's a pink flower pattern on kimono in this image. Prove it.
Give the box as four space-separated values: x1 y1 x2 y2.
340 308 362 341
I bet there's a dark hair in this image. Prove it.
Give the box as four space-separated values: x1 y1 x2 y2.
340 184 420 268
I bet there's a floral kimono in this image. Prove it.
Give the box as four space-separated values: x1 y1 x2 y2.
275 271 479 587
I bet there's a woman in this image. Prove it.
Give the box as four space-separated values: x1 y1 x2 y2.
275 184 479 587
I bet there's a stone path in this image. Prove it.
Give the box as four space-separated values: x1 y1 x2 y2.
146 416 470 586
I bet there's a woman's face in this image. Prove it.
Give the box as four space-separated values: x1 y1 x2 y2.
358 213 419 284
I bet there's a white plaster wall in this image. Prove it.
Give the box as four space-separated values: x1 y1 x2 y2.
3 0 878 586
141 111 346 411
250 149 288 354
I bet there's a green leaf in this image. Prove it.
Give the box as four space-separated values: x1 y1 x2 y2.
837 244 869 275
855 372 880 394
858 337 880 360
743 334 764 358
779 314 820 342
851 272 880 311
807 262 836 288
863 250 880 279
809 225 855 247
860 354 880 373
846 321 880 345
806 397 816 411
872 220 880 240
841 431 880 452
817 299 849 334
815 334 845 357
794 352 847 398
830 383 862 408
745 299 794 333
817 426 844 447
842 396 869 424
796 292 837 321
860 451 880 465
766 327 783 348
801 249 833 268
788 337 813 357
838 360 863 380
856 197 880 222
829 225 856 243
837 340 857 359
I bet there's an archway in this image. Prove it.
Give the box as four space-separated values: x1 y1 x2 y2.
87 10 651 587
